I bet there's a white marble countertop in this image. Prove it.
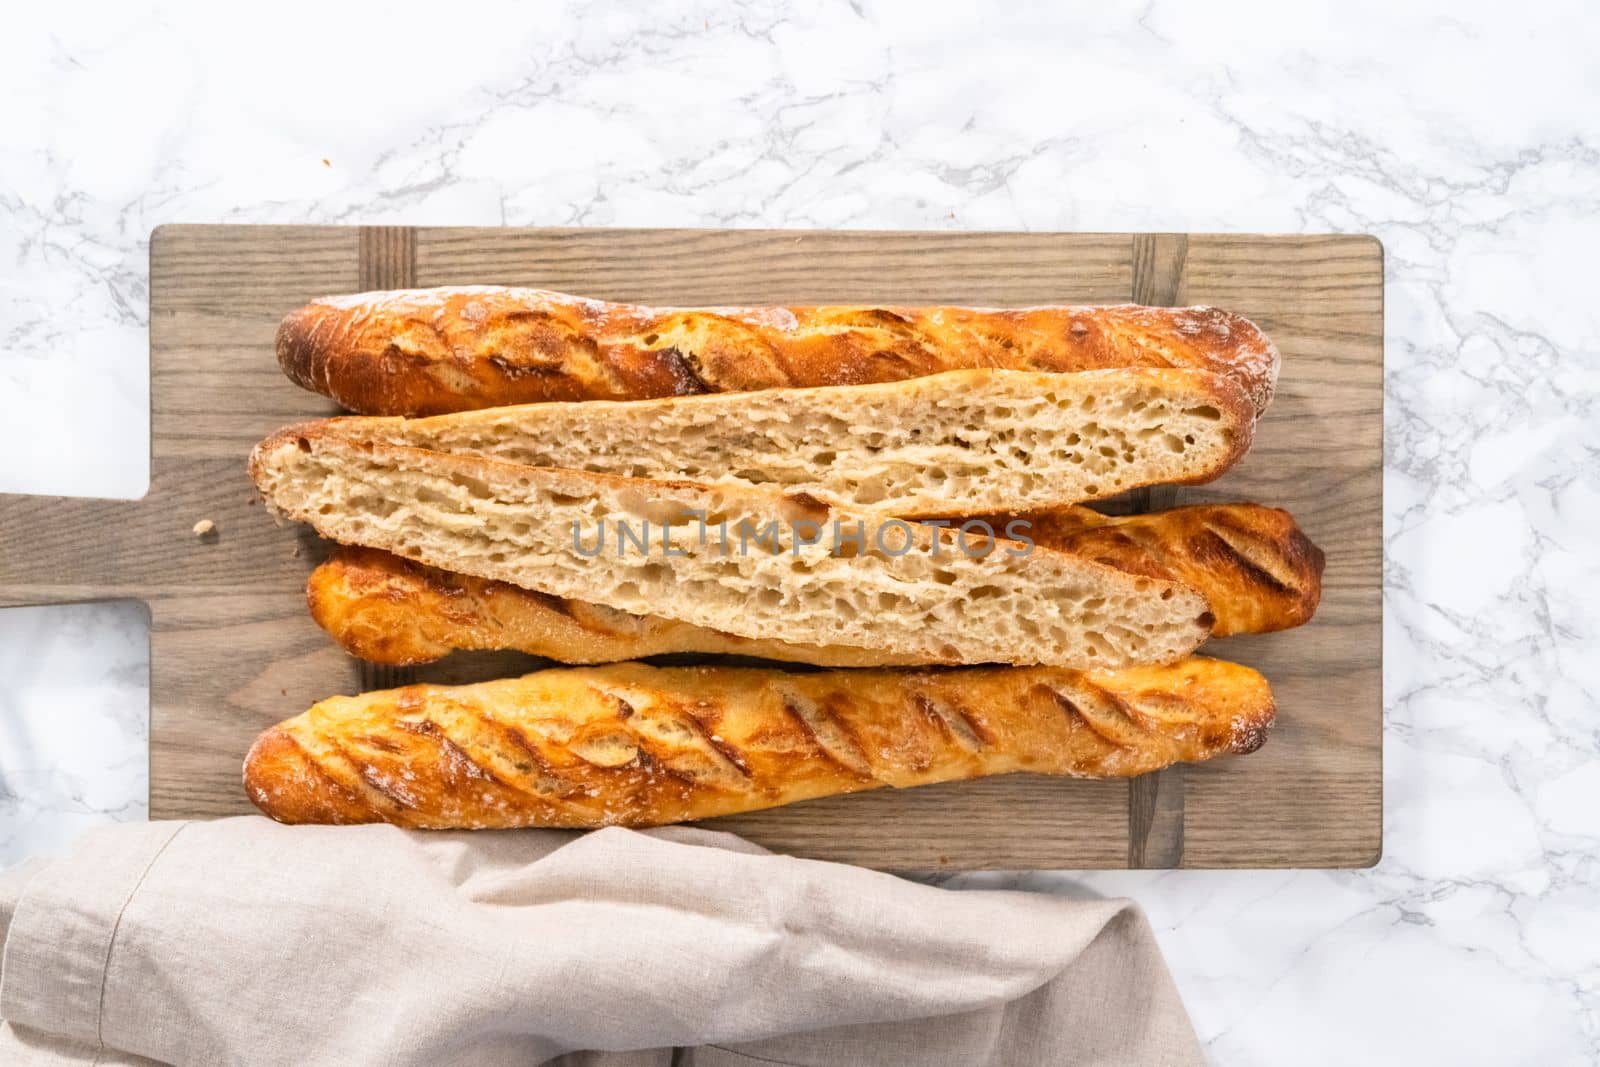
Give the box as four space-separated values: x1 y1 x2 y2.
3 2 1596 1062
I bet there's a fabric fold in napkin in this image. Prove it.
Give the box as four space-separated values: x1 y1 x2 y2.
0 818 1201 1066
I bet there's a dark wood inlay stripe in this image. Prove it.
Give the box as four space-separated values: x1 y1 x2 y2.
358 226 417 292
356 226 419 694
1128 763 1186 869
1131 233 1189 307
1127 232 1188 869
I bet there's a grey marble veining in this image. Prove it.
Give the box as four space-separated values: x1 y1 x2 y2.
0 602 148 862
2 2 1597 1061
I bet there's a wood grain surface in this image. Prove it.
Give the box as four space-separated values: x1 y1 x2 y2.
0 225 1383 869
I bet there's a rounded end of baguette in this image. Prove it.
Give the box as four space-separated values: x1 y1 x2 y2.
278 290 625 416
1193 306 1280 416
1087 655 1277 758
1162 306 1280 417
1230 718 1271 755
247 421 335 515
1210 659 1275 754
244 724 378 826
1242 315 1282 413
1186 503 1326 636
1197 372 1258 485
275 305 323 395
306 549 452 667
1088 305 1280 418
277 299 455 417
1252 506 1327 631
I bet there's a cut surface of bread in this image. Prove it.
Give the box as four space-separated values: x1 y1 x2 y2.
276 287 1281 417
308 500 1323 666
250 430 1214 669
309 368 1253 516
243 658 1275 829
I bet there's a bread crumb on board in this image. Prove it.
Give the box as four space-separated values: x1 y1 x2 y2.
192 519 217 537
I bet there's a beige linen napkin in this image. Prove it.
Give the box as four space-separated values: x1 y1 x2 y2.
0 818 1202 1066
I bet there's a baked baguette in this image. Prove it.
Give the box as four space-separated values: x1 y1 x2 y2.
308 504 1322 666
249 429 1215 669
305 367 1254 517
277 287 1281 418
243 658 1275 828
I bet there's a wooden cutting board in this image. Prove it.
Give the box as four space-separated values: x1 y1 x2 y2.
0 225 1382 869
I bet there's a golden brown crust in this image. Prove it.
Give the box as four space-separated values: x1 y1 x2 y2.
243 658 1274 829
305 503 1322 666
277 288 1280 417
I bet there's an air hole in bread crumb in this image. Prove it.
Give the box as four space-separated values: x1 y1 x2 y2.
642 333 659 345
449 475 495 500
416 487 458 510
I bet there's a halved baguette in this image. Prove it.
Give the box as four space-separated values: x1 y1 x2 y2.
308 546 929 668
243 658 1275 829
307 503 1323 666
987 503 1325 637
302 368 1254 516
249 429 1215 669
277 287 1281 418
